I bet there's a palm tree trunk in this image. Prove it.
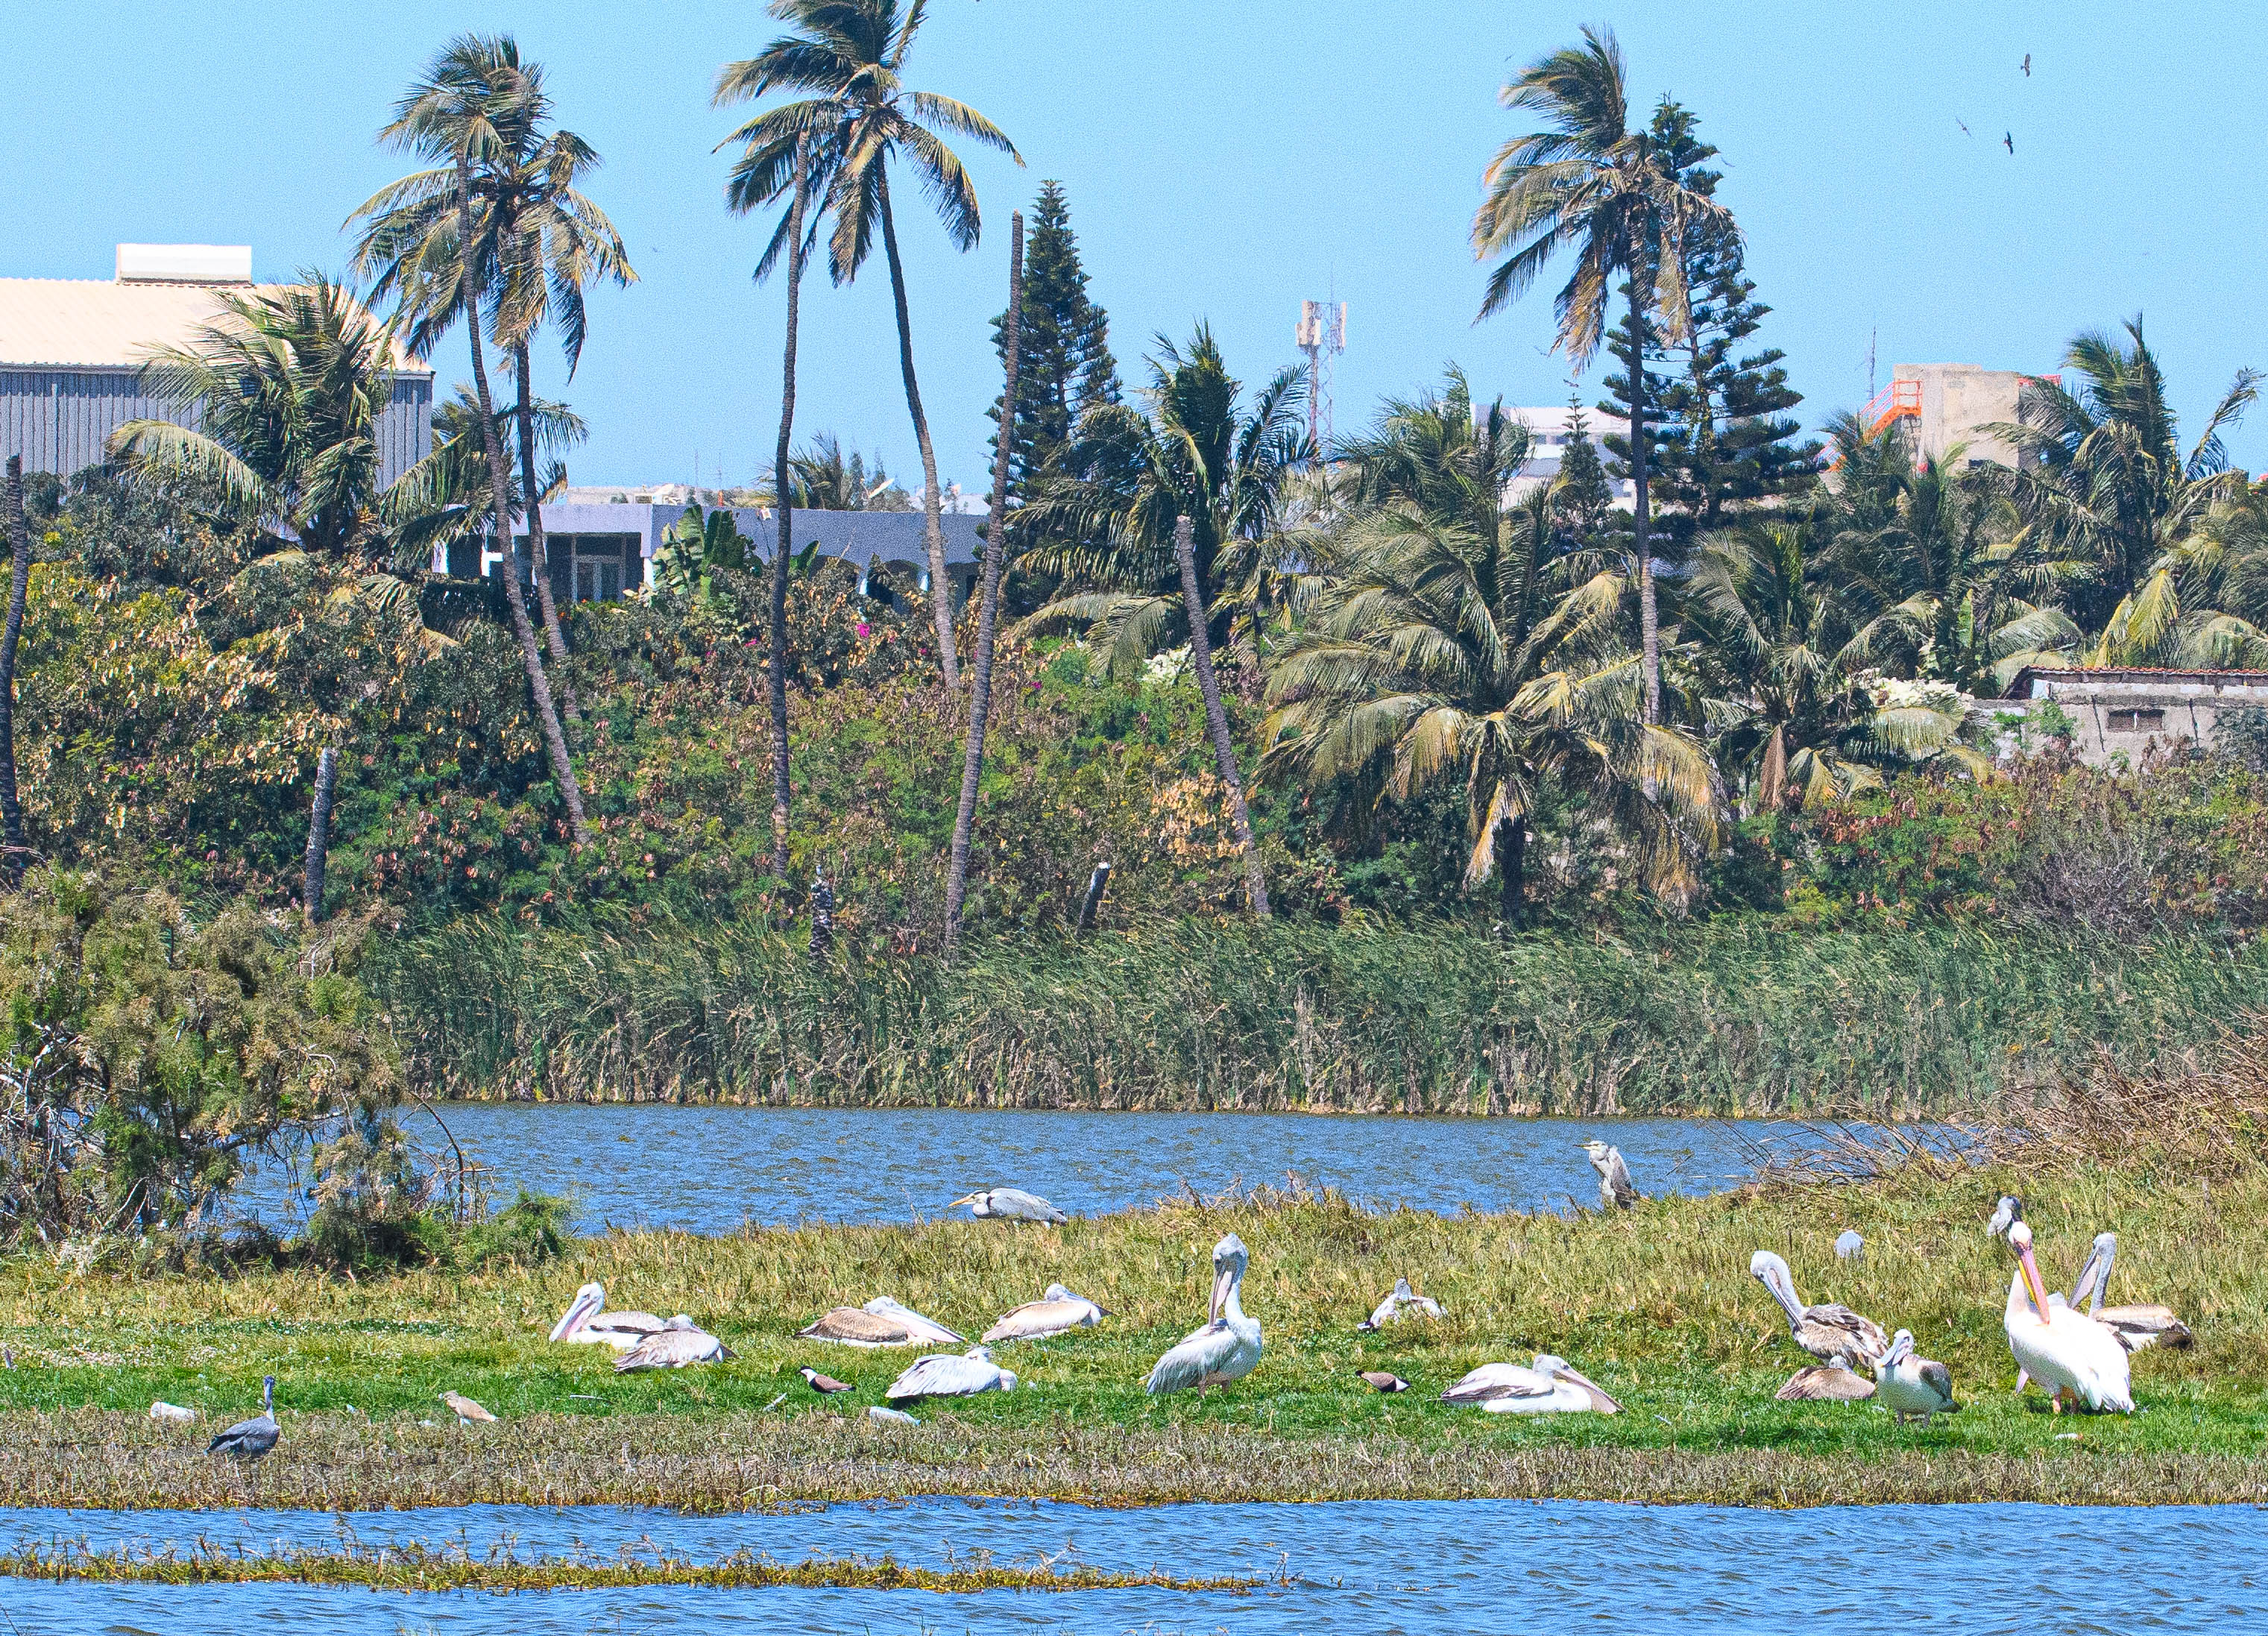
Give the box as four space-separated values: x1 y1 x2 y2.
303 745 338 925
945 212 1024 952
875 172 959 690
1174 515 1269 917
1498 812 1527 927
514 342 582 722
457 149 590 847
1628 283 1658 725
769 137 813 880
0 457 31 882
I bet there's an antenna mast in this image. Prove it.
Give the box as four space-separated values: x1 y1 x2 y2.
1296 297 1346 455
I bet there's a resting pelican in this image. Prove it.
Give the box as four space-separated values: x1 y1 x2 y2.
799 1366 853 1395
2066 1232 2194 1354
950 1188 1068 1225
981 1283 1110 1343
1774 1353 1874 1402
883 1344 1017 1401
1834 1230 1865 1262
549 1282 668 1352
2005 1221 2132 1414
1145 1233 1264 1395
1877 1330 1961 1426
441 1391 497 1424
1578 1142 1638 1209
1357 1370 1410 1393
1356 1277 1443 1331
615 1315 734 1373
1750 1250 1888 1365
207 1376 278 1460
798 1297 963 1348
1441 1355 1621 1414
149 1401 198 1423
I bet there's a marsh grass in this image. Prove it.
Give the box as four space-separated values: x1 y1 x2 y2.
1 1154 2263 1509
375 914 2268 1116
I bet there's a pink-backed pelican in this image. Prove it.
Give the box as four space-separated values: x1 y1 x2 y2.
1145 1233 1262 1394
615 1315 734 1372
2004 1221 2132 1414
1774 1354 1874 1402
797 1297 963 1348
1440 1355 1620 1414
1750 1250 1889 1366
981 1283 1109 1343
1877 1330 1961 1426
549 1282 668 1352
2067 1231 2194 1355
883 1345 1017 1401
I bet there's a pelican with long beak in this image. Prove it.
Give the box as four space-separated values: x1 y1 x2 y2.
2066 1232 2193 1355
1749 1250 1888 1366
615 1315 734 1373
1774 1353 1874 1402
2005 1221 2132 1414
549 1282 668 1353
981 1283 1109 1343
884 1344 1017 1402
1440 1354 1621 1414
1145 1233 1263 1394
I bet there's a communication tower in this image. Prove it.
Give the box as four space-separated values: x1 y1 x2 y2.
1296 298 1346 454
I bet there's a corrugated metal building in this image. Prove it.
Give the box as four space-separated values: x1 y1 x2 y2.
0 244 433 485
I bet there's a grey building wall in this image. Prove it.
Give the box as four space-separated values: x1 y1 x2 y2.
1992 669 2268 765
1 365 433 488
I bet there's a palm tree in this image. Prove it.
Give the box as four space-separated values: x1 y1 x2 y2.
716 0 1023 692
1470 25 1735 726
1014 325 1311 679
353 35 590 845
782 433 908 509
383 383 587 569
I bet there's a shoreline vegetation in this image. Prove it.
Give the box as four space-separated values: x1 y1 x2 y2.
376 916 2268 1116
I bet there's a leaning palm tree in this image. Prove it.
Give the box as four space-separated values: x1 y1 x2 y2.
355 34 591 844
1471 25 1735 725
716 0 1022 691
383 383 585 570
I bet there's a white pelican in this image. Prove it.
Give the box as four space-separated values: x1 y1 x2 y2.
1749 1250 1888 1365
1834 1230 1865 1262
615 1315 734 1373
1774 1353 1874 1402
2066 1232 2194 1355
207 1376 278 1460
1145 1233 1264 1395
798 1366 853 1395
441 1391 497 1424
1578 1142 1638 1209
949 1188 1068 1224
1440 1355 1621 1414
1876 1330 1961 1426
883 1344 1017 1401
1357 1370 1410 1393
1356 1277 1444 1331
797 1297 963 1348
981 1283 1109 1343
2004 1221 2132 1414
149 1401 198 1423
549 1282 668 1352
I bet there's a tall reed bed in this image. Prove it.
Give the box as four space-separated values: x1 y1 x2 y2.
370 915 2268 1116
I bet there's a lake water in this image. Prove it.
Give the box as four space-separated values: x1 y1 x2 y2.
2 1496 2261 1634
239 1107 1854 1233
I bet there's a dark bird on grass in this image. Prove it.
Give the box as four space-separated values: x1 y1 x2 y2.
1357 1370 1410 1394
2003 131 2015 154
1578 1141 1638 1210
441 1391 497 1424
207 1375 278 1460
1774 1353 1875 1403
1877 1330 1962 1427
799 1297 963 1349
614 1315 734 1372
2067 1232 2194 1355
1751 1250 1889 1366
1357 1277 1443 1331
950 1187 1068 1225
799 1366 854 1395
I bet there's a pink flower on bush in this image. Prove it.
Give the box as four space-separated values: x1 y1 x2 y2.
857 622 871 638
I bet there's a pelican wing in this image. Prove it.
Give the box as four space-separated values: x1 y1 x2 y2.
1776 1365 1874 1402
1440 1362 1554 1406
885 1353 1009 1400
1917 1359 1959 1407
2097 1304 2191 1352
615 1326 731 1373
1144 1322 1242 1394
1357 1291 1399 1331
800 1307 920 1347
982 1298 1099 1343
863 1298 964 1344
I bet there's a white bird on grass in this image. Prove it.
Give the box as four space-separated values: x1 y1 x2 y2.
149 1400 198 1423
1750 1250 1888 1366
1145 1233 1263 1395
949 1188 1068 1225
207 1375 278 1460
1834 1230 1865 1262
1440 1355 1621 1415
981 1283 1110 1343
1356 1277 1443 1331
614 1315 734 1373
798 1297 963 1348
1876 1330 1962 1427
549 1282 668 1352
868 1405 920 1426
2004 1221 2132 1415
883 1345 1017 1402
1578 1141 1639 1209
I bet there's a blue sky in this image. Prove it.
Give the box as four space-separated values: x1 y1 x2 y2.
6 1 2262 491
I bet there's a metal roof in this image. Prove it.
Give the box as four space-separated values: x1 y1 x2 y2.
0 277 428 373
2006 664 2268 698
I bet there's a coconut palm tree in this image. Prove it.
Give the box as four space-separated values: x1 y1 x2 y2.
1471 25 1736 726
355 34 590 844
716 0 1022 691
383 383 586 568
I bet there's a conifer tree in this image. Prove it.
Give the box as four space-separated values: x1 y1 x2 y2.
987 180 1121 499
1554 393 1615 544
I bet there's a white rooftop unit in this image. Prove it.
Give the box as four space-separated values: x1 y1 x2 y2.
113 243 253 286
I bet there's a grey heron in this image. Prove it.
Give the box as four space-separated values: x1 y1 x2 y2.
1578 1142 1639 1209
949 1188 1068 1225
207 1376 279 1460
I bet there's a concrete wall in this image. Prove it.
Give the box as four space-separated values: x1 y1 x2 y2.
1993 673 2268 764
1893 362 2028 468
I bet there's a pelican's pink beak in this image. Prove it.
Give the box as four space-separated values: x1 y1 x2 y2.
2016 1242 2054 1323
1209 1261 1233 1327
549 1285 603 1342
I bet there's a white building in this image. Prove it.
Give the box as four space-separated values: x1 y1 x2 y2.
1495 404 1636 508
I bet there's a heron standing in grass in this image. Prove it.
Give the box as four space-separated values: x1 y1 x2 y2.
1579 1142 1638 1209
207 1376 278 1460
1750 1250 1889 1365
950 1188 1068 1224
1146 1233 1263 1394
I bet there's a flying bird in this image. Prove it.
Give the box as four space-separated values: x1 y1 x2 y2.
2003 131 2015 154
2004 1221 2132 1414
883 1344 1017 1402
1876 1330 1961 1427
950 1188 1068 1225
981 1283 1110 1343
798 1366 854 1395
441 1391 497 1425
1578 1141 1638 1209
2022 52 2031 75
207 1375 279 1461
1441 1355 1620 1415
1357 1277 1444 1332
798 1297 963 1348
614 1315 734 1372
1750 1250 1889 1366
1145 1233 1264 1395
1774 1353 1874 1403
1957 118 1972 136
549 1283 669 1352
1357 1370 1410 1393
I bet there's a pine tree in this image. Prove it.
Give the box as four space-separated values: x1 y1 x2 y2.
1554 392 1614 544
987 180 1121 499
